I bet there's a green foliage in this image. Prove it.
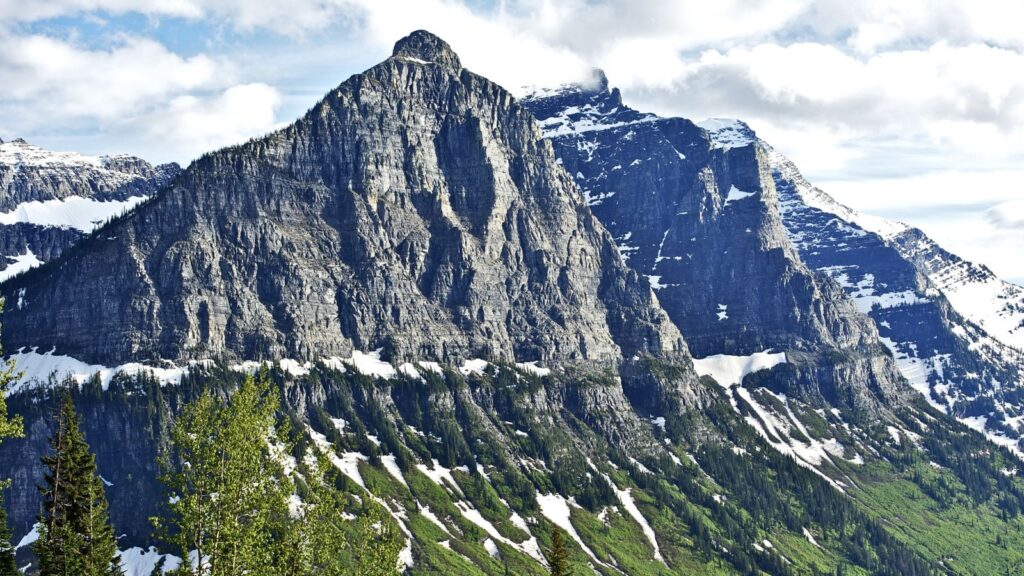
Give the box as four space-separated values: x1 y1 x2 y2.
351 501 406 576
155 373 403 576
0 501 15 576
0 300 23 575
546 528 570 576
34 393 122 576
155 374 295 576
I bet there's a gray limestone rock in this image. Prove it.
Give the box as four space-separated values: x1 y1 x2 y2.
1 31 683 367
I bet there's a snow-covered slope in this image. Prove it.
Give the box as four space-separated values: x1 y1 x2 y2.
768 143 1024 454
0 138 179 281
522 74 910 421
522 74 1024 459
894 229 1024 353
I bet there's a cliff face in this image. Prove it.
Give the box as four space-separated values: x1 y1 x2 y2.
521 73 909 414
0 138 179 210
0 32 682 366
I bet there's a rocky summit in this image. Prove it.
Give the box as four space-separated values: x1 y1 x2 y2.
0 31 682 367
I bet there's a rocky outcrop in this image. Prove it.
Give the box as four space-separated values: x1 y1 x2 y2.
0 32 683 367
0 138 179 210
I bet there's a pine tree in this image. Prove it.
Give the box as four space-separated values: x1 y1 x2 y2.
0 502 16 576
547 527 571 576
0 301 24 576
34 392 122 576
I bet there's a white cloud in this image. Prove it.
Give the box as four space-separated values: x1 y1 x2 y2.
0 0 202 23
0 0 354 36
0 33 219 121
141 83 282 160
0 31 282 163
989 199 1024 230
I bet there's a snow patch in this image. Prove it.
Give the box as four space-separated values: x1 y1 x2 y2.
459 358 489 376
698 118 756 150
416 459 465 497
536 493 603 565
0 195 148 233
0 248 43 282
723 185 756 206
5 349 193 394
349 349 397 379
14 524 39 550
611 485 663 563
454 501 544 562
119 547 182 576
515 361 551 376
692 350 787 387
381 455 408 488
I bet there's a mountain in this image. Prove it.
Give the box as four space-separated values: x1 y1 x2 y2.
3 32 1024 576
767 144 1024 455
520 72 907 422
0 34 680 368
0 137 180 282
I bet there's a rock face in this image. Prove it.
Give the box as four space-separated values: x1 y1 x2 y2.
521 74 909 414
769 144 1024 453
0 32 682 366
0 138 180 280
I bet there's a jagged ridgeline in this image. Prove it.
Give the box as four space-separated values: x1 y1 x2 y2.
0 31 681 367
1 30 1024 576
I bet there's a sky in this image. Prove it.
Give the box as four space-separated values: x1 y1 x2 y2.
1 0 1022 283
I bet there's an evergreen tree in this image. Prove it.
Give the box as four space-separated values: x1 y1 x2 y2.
0 302 24 576
34 392 122 576
547 527 571 576
0 500 16 576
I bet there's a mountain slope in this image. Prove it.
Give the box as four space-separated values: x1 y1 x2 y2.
768 143 1024 455
0 138 180 281
0 33 681 367
520 73 907 420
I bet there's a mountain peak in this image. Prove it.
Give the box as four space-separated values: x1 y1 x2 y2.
391 29 461 69
586 68 610 92
697 118 757 150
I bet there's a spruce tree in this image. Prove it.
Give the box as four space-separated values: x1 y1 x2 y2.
547 527 571 576
34 392 122 576
0 501 16 576
0 303 24 576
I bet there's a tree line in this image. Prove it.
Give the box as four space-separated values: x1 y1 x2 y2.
0 366 409 576
1 369 576 576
